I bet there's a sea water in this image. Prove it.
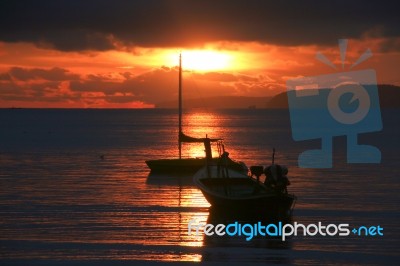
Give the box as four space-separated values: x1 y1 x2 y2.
0 108 399 265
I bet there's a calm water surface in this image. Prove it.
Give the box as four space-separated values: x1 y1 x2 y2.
0 109 399 265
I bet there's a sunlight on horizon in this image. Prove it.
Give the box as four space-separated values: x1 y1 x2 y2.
163 50 235 72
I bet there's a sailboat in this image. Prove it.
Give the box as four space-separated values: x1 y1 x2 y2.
146 53 246 174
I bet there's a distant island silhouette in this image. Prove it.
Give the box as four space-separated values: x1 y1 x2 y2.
156 84 400 109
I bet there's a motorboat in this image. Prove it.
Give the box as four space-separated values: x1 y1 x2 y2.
193 149 296 218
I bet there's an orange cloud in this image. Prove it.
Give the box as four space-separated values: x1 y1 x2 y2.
0 37 399 108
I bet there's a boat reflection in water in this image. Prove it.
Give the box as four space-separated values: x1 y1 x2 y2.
201 207 293 264
146 169 294 263
2 108 397 264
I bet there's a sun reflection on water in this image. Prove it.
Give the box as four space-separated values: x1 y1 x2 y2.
2 109 398 263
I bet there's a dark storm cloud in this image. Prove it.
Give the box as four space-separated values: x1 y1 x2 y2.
0 66 276 105
8 67 80 81
0 73 11 81
0 0 398 51
0 82 24 95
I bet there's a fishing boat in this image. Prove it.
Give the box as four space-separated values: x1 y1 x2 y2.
193 148 296 218
146 54 246 174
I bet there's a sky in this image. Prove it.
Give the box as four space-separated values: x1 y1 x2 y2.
0 0 399 108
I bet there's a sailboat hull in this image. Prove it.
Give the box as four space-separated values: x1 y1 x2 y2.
146 157 247 174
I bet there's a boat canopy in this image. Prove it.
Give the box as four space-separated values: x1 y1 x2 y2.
179 132 221 143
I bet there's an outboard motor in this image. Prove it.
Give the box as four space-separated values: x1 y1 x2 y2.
264 164 290 193
250 165 264 182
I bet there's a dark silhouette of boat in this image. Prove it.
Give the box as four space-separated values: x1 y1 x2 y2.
146 53 246 174
193 149 296 218
146 154 245 174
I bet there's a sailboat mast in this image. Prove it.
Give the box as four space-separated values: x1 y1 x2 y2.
178 53 182 159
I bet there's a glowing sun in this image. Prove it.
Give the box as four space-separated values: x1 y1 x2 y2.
165 50 232 71
183 50 231 71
